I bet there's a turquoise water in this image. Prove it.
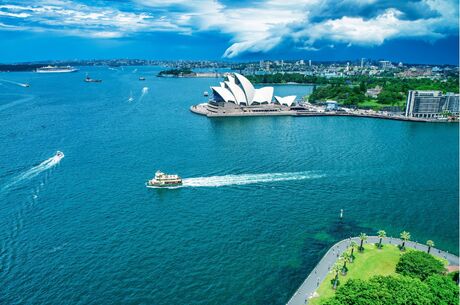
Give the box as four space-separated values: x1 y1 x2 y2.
0 67 458 304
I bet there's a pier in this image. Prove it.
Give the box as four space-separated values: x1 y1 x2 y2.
190 103 453 122
286 236 459 305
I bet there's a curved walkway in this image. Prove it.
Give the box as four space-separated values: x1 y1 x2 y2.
286 236 459 305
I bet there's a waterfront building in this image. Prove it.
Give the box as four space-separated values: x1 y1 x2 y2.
443 93 460 114
210 73 295 107
405 90 460 118
201 73 297 115
326 101 339 111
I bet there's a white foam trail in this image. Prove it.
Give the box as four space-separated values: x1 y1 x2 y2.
0 95 34 112
139 87 149 101
3 153 64 190
180 171 323 188
0 79 29 88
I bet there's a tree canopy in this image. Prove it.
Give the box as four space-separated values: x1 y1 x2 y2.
322 250 458 305
396 251 445 280
323 275 435 305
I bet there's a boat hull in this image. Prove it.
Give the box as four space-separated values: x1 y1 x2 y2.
146 182 183 188
36 69 78 73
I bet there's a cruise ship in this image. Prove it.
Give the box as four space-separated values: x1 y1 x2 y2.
36 65 78 73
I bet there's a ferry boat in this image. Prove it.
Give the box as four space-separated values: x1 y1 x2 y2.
146 171 182 188
36 65 78 73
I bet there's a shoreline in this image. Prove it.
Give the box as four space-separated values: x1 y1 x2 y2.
286 236 460 305
190 104 457 123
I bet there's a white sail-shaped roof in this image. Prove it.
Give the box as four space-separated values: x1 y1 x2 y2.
234 73 255 104
225 81 247 105
211 86 236 103
252 87 274 104
226 74 236 84
274 95 296 107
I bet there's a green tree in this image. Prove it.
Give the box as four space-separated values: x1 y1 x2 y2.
359 81 366 92
331 262 342 290
377 230 386 249
425 274 459 305
396 251 446 281
426 240 434 254
323 275 436 305
399 231 410 251
341 252 350 275
349 241 357 262
359 233 367 252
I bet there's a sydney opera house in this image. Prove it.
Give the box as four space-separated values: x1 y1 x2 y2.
191 73 298 117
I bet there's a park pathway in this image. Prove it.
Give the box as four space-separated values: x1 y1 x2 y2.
286 236 459 305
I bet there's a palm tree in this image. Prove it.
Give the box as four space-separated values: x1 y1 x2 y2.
349 241 357 262
359 233 367 252
377 230 386 249
331 262 342 290
426 240 434 254
400 231 411 251
341 252 350 275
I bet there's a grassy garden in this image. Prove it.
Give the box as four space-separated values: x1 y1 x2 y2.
309 232 458 305
309 244 401 305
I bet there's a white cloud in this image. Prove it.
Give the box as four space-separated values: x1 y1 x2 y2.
0 0 457 57
0 1 190 38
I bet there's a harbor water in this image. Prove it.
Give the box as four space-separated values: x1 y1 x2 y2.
0 67 458 304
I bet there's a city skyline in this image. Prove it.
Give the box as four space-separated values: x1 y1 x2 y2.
0 0 459 64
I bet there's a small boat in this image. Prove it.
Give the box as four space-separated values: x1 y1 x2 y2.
84 74 102 83
139 76 146 81
55 151 65 160
203 91 209 97
128 91 134 102
21 83 30 87
146 170 182 188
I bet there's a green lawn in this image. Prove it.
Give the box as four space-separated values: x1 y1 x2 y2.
309 244 403 305
357 99 405 110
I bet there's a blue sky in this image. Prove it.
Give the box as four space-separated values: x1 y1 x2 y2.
0 0 458 64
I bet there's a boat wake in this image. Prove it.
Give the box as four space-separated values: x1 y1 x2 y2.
139 87 149 101
0 152 64 274
0 79 29 88
180 171 323 188
0 95 34 112
3 152 64 190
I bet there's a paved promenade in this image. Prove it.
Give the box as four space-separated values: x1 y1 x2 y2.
286 236 459 305
190 104 456 122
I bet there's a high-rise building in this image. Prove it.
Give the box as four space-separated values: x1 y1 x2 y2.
405 90 460 118
308 60 312 67
379 60 392 69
